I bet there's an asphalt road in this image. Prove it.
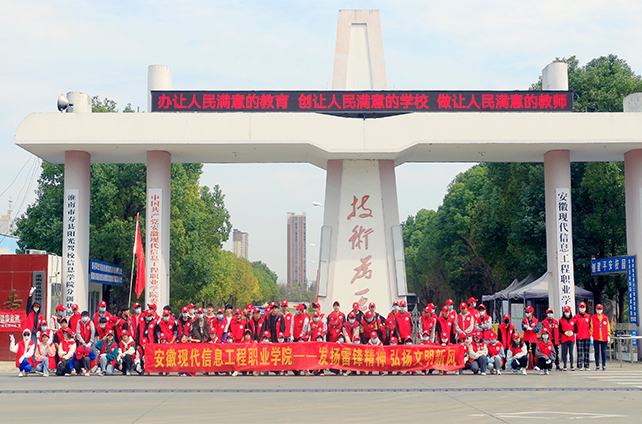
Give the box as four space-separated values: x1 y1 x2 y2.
1 362 641 423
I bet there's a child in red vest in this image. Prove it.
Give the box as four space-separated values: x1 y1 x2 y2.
534 328 556 374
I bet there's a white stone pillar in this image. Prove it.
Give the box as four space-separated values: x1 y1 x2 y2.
147 65 172 113
542 63 574 315
317 10 406 313
146 151 171 309
624 93 642 358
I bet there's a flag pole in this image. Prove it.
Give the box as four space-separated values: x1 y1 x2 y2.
128 213 139 308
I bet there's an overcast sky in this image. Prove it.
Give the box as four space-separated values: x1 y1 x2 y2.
2 1 642 283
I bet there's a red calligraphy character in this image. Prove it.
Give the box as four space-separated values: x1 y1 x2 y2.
415 94 429 109
385 93 399 109
452 94 467 109
495 94 509 109
231 94 245 109
481 94 495 109
371 94 385 109
400 93 415 109
203 94 216 109
467 94 481 109
351 256 373 283
313 94 327 109
157 93 172 109
246 93 260 109
437 94 453 109
356 94 371 109
328 94 342 109
187 94 201 109
539 94 552 109
343 94 357 109
510 94 524 109
173 94 188 109
553 94 568 109
217 94 231 109
347 195 373 220
524 93 538 108
349 225 374 250
275 94 289 109
260 94 275 109
298 94 312 109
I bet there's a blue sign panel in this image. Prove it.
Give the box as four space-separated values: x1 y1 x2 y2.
627 256 638 325
591 256 628 275
89 259 124 286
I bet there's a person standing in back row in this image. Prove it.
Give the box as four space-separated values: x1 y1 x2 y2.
590 304 610 371
574 302 591 371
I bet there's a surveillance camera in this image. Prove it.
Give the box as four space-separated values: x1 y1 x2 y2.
57 94 69 112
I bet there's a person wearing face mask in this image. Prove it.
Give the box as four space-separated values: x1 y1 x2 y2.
190 307 210 343
310 311 326 342
455 302 475 340
25 287 41 342
177 306 192 339
10 329 36 377
534 328 556 374
497 314 515 370
229 309 246 343
76 311 96 349
468 331 488 376
69 304 81 337
129 303 143 341
50 304 66 331
475 305 493 340
486 331 504 375
55 329 76 376
542 308 561 371
95 330 119 376
418 304 437 343
343 311 360 342
93 300 112 328
111 312 129 344
559 305 576 371
277 300 294 342
211 309 226 341
326 301 346 342
293 304 310 341
445 299 457 321
359 310 383 344
468 297 480 320
456 333 471 375
351 302 364 324
156 309 179 343
248 307 266 342
436 306 456 344
506 332 528 375
574 301 591 371
95 317 110 343
368 331 382 346
393 300 413 344
265 304 281 342
521 306 540 367
590 304 610 371
137 309 157 347
36 318 54 343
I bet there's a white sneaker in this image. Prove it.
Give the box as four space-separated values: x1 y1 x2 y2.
539 370 544 375
545 369 550 375
481 372 486 376
18 372 24 377
42 374 48 377
521 368 527 375
232 371 239 377
497 370 501 375
533 366 540 371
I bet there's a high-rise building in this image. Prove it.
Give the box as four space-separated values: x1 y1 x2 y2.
232 229 249 260
287 212 306 286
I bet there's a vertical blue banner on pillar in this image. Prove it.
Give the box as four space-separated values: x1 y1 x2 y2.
627 256 638 325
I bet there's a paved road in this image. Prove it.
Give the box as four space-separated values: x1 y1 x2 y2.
1 362 641 423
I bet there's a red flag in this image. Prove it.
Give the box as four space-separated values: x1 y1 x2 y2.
134 214 146 298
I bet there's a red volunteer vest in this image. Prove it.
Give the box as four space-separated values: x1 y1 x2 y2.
591 314 609 341
559 317 576 343
542 318 560 345
537 340 554 357
293 314 308 340
278 312 293 338
14 340 36 367
574 313 591 339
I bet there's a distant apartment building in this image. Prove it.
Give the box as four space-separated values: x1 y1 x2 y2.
232 229 249 260
287 212 306 286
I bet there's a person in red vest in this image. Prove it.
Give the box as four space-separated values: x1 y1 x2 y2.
116 330 136 375
9 328 36 377
436 306 455 344
156 309 179 343
486 331 504 375
69 304 81 337
351 302 364 323
50 304 66 331
497 313 515 370
384 314 396 344
111 313 129 343
521 305 540 367
229 309 246 342
559 305 576 371
247 307 266 341
393 300 413 344
95 317 110 344
128 302 143 340
418 304 437 342
574 301 591 370
278 300 294 342
542 307 561 371
93 300 112 328
475 304 493 340
95 330 118 376
343 311 360 342
34 332 55 377
55 329 76 376
190 308 210 343
293 304 310 341
590 304 611 371
446 299 457 321
367 330 382 346
25 287 41 341
310 312 326 341
534 328 556 374
359 310 383 344
506 332 528 375
456 333 471 375
468 297 480 320
455 302 475 339
76 311 96 349
468 331 488 376
326 301 345 342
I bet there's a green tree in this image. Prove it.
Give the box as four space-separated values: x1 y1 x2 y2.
251 261 279 304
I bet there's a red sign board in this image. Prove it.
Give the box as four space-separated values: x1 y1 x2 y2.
151 90 573 115
0 311 26 332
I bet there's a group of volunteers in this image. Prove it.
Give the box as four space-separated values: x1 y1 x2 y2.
8 287 612 377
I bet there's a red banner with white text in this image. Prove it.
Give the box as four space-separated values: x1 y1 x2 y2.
0 311 26 332
144 342 465 373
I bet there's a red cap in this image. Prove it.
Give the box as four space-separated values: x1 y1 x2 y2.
426 303 435 310
352 302 359 309
159 332 167 339
313 311 321 317
474 331 483 339
443 332 451 340
596 304 604 310
546 308 554 314
364 311 374 319
368 302 376 308
278 332 284 338
99 301 107 307
422 330 430 336
311 302 320 309
106 329 114 336
513 332 521 339
144 309 153 316
263 331 271 338
400 300 407 307
392 300 399 306
40 333 49 342
478 304 486 310
197 307 204 314
187 303 195 309
181 306 188 313
147 303 157 311
348 311 356 318
524 306 534 313
446 299 454 305
281 300 288 307
109 315 118 323
216 308 223 314
579 302 587 308
442 306 449 313
133 303 141 309
246 303 253 311
370 331 378 339
234 308 243 315
252 307 260 314
503 313 510 320
121 330 130 337
353 335 360 340
72 304 79 310
489 331 497 339
563 305 571 312
468 297 478 303
296 304 305 311
542 328 550 335
56 304 66 311
76 345 85 358
390 337 398 344
460 302 468 310
163 310 170 316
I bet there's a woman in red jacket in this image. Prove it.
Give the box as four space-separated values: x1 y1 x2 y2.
558 305 576 371
574 302 591 370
